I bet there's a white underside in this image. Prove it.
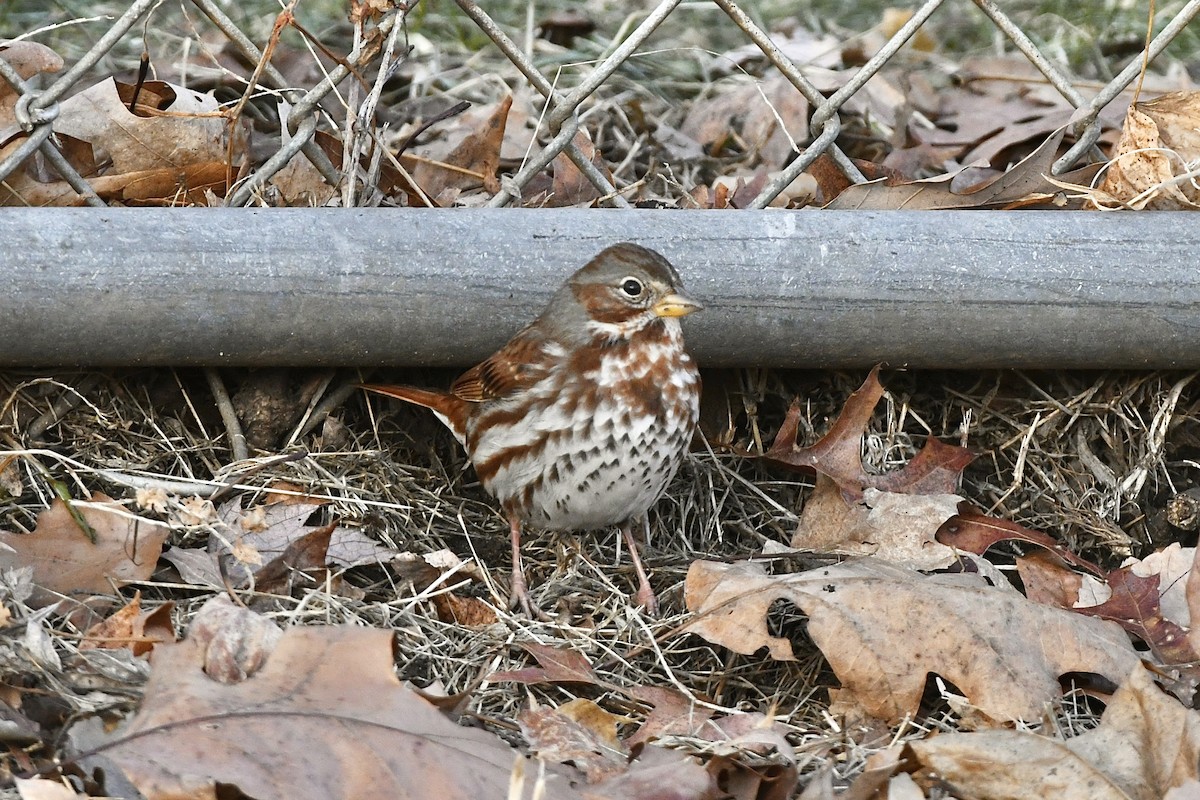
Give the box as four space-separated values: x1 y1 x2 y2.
467 320 699 530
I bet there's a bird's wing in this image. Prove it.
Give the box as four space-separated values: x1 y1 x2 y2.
450 324 556 402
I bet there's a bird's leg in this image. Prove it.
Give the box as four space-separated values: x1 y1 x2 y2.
620 519 659 616
507 515 535 617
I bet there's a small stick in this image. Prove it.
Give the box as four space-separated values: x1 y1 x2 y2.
26 374 101 441
204 368 249 462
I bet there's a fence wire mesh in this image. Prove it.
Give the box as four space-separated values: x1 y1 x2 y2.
2 0 1199 209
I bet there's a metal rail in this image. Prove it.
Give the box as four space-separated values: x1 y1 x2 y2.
2 207 1197 369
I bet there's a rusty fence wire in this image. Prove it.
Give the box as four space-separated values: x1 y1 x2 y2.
2 0 1200 209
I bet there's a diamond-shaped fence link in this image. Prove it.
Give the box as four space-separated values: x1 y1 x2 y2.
2 0 1199 209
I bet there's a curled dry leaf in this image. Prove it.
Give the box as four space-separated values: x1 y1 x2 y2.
185 594 283 683
765 367 975 563
905 665 1200 800
938 509 1104 575
764 367 976 500
101 623 582 800
1097 92 1200 210
55 78 229 174
0 494 168 608
80 591 175 657
683 558 1139 723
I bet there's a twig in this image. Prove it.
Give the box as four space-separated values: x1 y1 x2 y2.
26 374 102 441
290 377 363 444
204 368 249 462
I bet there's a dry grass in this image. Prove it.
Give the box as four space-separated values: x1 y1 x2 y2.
2 366 1197 789
3 1 1200 794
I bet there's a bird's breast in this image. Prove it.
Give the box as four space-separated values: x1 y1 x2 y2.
465 330 699 530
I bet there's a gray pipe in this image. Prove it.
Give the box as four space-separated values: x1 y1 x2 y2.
2 207 1196 368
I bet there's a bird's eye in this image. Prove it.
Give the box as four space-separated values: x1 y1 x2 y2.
620 277 644 297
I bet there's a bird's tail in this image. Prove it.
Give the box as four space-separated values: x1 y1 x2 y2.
359 384 471 445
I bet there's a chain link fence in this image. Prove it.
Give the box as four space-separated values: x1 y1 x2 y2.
2 0 1199 210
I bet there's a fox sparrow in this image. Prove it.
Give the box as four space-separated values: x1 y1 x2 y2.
363 243 703 615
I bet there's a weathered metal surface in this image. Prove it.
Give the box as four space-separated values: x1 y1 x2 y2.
2 208 1196 368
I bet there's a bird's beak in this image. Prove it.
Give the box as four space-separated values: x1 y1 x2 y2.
653 292 704 318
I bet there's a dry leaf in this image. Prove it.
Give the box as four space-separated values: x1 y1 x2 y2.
764 367 977 500
0 41 63 131
412 94 511 198
828 127 1072 209
206 499 397 591
160 546 224 589
519 698 630 782
718 31 842 72
522 128 612 207
625 686 715 748
794 476 961 568
1124 543 1194 627
176 496 216 526
102 623 581 800
1016 546 1200 669
391 548 487 588
1 77 237 206
683 558 1139 723
764 368 975 564
14 778 87 800
938 510 1104 575
268 103 338 205
681 75 809 165
0 495 168 608
1016 551 1084 608
1097 92 1200 209
54 78 229 174
431 592 497 626
186 594 283 683
906 665 1200 800
586 747 717 800
80 591 175 657
1076 566 1198 666
490 642 602 685
701 713 798 800
349 0 396 24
